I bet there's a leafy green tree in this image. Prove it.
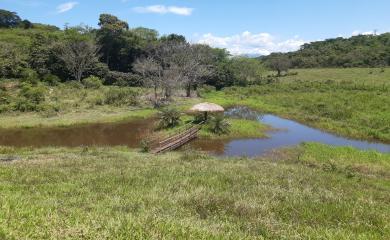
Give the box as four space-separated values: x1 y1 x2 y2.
160 34 186 44
0 9 21 28
20 20 33 29
0 42 26 78
97 14 129 69
265 53 291 76
230 57 266 85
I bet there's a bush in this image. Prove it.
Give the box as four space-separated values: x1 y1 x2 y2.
208 115 231 135
66 81 84 89
14 83 46 112
82 76 103 89
158 107 181 129
0 89 9 105
42 73 60 86
20 68 39 85
197 85 216 97
105 71 142 86
104 87 139 106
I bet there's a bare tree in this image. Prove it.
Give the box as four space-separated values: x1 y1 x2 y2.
58 40 99 82
133 56 162 104
133 42 214 101
170 43 214 97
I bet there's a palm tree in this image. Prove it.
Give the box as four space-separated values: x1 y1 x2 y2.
208 115 231 135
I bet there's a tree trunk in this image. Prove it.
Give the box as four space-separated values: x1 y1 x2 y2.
186 84 191 97
277 69 281 77
154 85 158 105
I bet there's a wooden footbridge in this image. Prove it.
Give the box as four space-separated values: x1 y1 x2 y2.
147 122 204 154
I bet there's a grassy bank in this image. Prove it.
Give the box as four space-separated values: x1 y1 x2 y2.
0 82 201 129
198 118 269 139
0 144 388 239
203 68 390 143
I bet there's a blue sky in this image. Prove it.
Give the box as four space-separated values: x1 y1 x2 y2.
1 0 390 55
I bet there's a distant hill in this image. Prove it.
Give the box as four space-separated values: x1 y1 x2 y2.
261 33 390 68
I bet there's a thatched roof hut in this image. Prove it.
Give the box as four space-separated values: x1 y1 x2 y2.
190 102 224 120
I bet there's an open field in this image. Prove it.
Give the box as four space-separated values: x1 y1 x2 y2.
203 68 390 143
284 68 390 86
0 144 389 239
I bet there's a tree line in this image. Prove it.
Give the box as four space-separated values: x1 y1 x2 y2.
262 33 390 68
0 9 267 104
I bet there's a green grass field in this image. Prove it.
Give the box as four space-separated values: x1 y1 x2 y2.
0 68 389 239
0 144 389 239
203 68 390 143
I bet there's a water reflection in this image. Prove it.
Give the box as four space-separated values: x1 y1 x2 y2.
189 106 390 157
0 119 155 148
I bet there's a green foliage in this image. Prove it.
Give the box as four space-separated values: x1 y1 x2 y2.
0 88 10 113
14 83 45 111
207 115 231 135
0 9 21 28
158 107 181 129
42 73 60 86
139 139 150 153
105 71 142 86
20 68 40 84
0 42 26 78
82 76 103 89
262 33 390 68
265 53 292 76
65 80 84 89
230 57 266 85
203 68 390 142
104 87 139 106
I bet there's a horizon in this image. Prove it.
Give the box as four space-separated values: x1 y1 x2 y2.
1 0 390 55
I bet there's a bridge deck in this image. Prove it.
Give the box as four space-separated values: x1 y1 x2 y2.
151 123 202 154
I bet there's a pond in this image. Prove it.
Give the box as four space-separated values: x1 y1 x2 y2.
0 107 389 157
0 119 155 148
187 106 390 157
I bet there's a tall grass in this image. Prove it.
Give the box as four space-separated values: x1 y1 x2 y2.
0 145 388 239
203 68 390 142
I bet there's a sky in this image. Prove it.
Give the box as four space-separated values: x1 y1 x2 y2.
1 0 390 55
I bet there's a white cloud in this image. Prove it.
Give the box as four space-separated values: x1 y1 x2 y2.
197 31 307 56
133 5 193 16
56 2 78 13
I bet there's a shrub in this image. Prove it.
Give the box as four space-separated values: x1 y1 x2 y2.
82 76 103 89
104 87 139 106
0 104 10 113
42 73 60 86
197 85 216 97
20 68 39 85
14 83 45 112
139 139 150 153
19 83 45 105
66 80 84 89
158 107 181 129
0 89 9 105
105 71 142 86
208 115 231 135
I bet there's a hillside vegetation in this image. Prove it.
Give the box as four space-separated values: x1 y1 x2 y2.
262 33 390 68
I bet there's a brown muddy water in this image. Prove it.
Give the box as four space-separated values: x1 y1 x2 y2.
0 119 155 148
